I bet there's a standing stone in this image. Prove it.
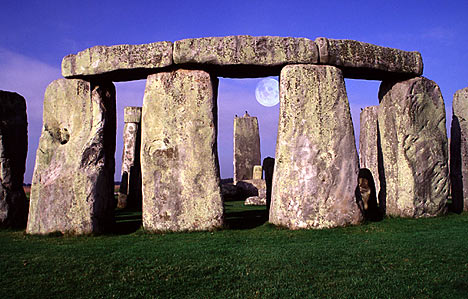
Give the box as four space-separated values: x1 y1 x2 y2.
450 87 468 212
378 77 448 217
27 79 116 235
270 64 362 229
359 106 382 197
141 69 223 232
118 106 142 209
233 112 261 184
0 91 28 228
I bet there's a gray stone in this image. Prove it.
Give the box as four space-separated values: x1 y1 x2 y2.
26 79 116 235
270 64 362 229
378 77 448 217
315 37 423 80
0 90 28 228
450 87 468 212
245 195 266 206
174 35 318 78
118 107 142 209
233 112 261 184
62 41 173 81
141 69 223 232
359 106 382 195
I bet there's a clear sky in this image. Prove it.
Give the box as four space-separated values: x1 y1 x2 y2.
1 0 467 183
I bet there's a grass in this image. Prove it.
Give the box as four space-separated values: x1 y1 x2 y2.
1 201 468 298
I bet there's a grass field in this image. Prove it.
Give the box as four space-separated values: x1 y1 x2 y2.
1 200 468 298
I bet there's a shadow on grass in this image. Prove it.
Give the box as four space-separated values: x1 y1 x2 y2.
224 207 269 230
112 209 142 235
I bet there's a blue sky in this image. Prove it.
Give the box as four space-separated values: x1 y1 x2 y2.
1 0 467 183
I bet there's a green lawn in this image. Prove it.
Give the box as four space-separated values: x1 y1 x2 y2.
1 201 467 298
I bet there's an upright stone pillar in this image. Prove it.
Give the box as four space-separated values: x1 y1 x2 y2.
141 69 223 232
359 106 382 200
270 64 362 229
118 106 142 209
27 79 116 235
378 77 448 217
233 112 261 184
450 87 468 212
0 91 28 228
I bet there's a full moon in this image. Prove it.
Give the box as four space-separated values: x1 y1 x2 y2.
255 78 279 107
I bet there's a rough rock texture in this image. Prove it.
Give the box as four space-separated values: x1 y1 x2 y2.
0 91 28 227
62 41 173 81
450 87 468 212
253 165 263 180
270 64 362 229
174 35 318 78
233 112 261 184
315 37 423 80
245 195 266 206
118 107 142 209
237 179 266 198
359 106 382 195
141 69 223 232
27 79 116 235
378 77 448 217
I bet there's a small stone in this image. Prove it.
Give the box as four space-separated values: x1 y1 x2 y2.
315 37 423 80
0 90 28 228
244 196 266 206
252 165 263 180
141 69 223 232
174 35 318 78
378 77 448 217
26 79 116 235
62 41 173 81
450 87 468 212
270 64 362 229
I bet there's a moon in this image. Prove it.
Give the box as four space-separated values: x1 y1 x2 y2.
255 78 279 107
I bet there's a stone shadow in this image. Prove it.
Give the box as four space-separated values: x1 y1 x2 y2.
450 115 464 213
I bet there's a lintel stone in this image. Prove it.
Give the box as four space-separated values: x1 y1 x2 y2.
315 37 423 80
174 35 319 78
62 41 173 81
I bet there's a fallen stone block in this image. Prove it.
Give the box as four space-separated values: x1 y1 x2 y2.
315 37 423 80
141 69 223 232
270 64 362 229
27 79 116 235
0 90 28 228
245 196 266 206
62 41 173 81
174 35 318 77
378 77 448 217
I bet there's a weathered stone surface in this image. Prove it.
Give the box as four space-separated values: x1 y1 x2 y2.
359 106 382 195
378 77 448 217
123 106 142 123
315 37 423 80
0 90 28 227
253 165 263 180
450 87 468 212
62 41 173 81
174 35 319 78
141 69 223 232
118 107 142 209
237 179 266 198
233 112 261 184
27 79 116 235
270 65 362 229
